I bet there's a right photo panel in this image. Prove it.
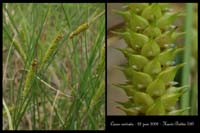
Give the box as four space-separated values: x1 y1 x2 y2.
107 3 198 116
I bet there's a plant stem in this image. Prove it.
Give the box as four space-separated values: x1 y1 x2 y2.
3 98 13 130
181 3 193 115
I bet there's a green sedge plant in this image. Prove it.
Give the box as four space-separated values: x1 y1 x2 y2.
3 3 105 130
113 3 189 115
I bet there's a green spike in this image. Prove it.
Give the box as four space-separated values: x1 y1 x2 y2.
111 31 134 49
161 93 182 110
166 85 189 94
127 54 149 71
146 79 165 97
141 3 162 21
115 65 133 79
115 100 136 108
141 39 160 58
128 3 149 14
132 90 154 109
172 32 186 39
155 30 175 48
112 10 130 21
128 30 149 50
143 25 162 38
157 63 185 84
115 47 138 56
113 83 135 97
157 48 184 66
112 30 149 50
113 9 149 31
146 100 165 115
111 30 129 37
113 3 187 116
157 12 182 30
116 106 139 115
115 84 154 109
143 58 161 76
131 70 153 89
127 13 149 31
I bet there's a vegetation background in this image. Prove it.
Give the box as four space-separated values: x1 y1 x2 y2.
3 3 105 130
107 3 198 116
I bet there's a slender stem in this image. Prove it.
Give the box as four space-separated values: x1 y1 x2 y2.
49 90 59 130
89 10 105 25
191 82 197 115
3 98 13 130
181 3 193 115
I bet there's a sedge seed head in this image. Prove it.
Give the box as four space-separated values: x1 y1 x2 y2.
41 33 63 68
114 3 186 115
13 40 27 61
69 22 89 39
23 58 37 98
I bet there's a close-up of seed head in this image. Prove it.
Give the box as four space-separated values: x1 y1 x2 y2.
107 3 197 116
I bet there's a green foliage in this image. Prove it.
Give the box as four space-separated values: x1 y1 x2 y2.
3 3 105 130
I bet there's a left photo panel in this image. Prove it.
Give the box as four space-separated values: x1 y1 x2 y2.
3 3 105 130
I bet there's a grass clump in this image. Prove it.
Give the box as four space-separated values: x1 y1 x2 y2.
3 3 105 130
